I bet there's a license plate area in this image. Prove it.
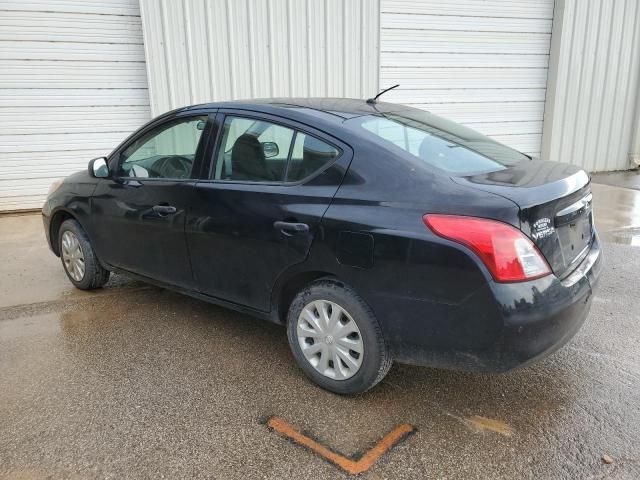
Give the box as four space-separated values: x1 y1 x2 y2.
555 194 593 269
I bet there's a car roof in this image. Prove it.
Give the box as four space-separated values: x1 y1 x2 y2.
184 97 409 124
178 97 515 161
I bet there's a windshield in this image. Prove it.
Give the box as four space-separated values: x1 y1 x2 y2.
348 110 530 175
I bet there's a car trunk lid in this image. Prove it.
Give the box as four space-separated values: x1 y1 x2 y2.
452 160 594 279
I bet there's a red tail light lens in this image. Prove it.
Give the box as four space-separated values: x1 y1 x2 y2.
423 214 551 282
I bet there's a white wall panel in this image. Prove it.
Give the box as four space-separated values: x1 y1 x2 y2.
380 67 549 89
382 14 552 33
0 10 144 43
382 52 550 69
0 0 151 211
0 61 149 89
0 42 146 62
381 30 552 55
1 0 142 16
632 87 640 167
0 90 150 108
384 1 555 18
380 0 554 157
1 106 150 135
542 0 640 172
139 0 380 116
422 102 545 124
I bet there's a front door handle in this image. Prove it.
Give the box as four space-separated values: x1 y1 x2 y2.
273 220 309 235
152 204 177 216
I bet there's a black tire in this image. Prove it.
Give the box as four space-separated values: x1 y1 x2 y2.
286 280 392 395
58 219 110 290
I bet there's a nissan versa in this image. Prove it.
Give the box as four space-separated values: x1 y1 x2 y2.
43 98 602 394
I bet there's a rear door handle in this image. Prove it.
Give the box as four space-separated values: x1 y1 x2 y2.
273 221 309 234
152 205 177 216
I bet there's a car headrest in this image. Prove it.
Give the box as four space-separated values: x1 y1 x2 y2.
231 134 270 181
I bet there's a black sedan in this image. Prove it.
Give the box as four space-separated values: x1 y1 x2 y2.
43 98 602 394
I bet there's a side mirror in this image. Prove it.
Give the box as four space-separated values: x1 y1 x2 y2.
88 157 110 178
261 142 279 158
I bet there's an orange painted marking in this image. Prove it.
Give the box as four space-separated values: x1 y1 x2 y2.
267 416 415 475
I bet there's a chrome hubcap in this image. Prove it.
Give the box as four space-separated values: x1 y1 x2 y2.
61 231 85 282
296 300 364 380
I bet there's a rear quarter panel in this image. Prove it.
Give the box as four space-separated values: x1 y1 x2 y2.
295 146 521 359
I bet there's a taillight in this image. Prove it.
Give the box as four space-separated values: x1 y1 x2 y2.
423 214 551 283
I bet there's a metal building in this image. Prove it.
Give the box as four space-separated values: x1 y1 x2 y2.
0 0 151 211
1 0 639 211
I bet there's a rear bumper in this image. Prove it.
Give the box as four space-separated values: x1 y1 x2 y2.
389 234 603 371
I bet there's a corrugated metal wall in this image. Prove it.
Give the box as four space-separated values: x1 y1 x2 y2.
542 0 640 172
379 0 555 158
139 0 380 116
0 0 151 211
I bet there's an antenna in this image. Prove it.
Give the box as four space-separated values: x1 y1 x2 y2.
366 84 400 104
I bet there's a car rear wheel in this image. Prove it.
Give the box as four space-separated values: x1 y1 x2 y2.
58 219 110 290
286 280 392 394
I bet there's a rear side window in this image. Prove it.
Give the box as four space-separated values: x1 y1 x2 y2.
286 133 340 182
213 115 339 183
214 116 294 182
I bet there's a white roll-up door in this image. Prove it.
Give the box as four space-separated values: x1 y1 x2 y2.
0 0 151 211
380 0 554 158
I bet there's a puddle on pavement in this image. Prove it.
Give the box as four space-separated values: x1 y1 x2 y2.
588 183 640 245
466 416 514 436
599 227 640 246
591 183 640 244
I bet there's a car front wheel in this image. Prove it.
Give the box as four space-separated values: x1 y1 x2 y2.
58 219 110 290
286 280 392 394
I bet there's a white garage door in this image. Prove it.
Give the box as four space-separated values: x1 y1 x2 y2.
380 0 554 158
0 0 151 211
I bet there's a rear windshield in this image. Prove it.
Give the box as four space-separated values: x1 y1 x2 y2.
347 110 530 175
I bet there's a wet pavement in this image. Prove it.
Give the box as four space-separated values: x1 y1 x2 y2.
592 169 640 192
1 183 640 479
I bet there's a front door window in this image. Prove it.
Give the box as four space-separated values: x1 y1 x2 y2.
118 116 207 179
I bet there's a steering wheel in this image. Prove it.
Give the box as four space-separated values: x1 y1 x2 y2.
153 155 192 179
